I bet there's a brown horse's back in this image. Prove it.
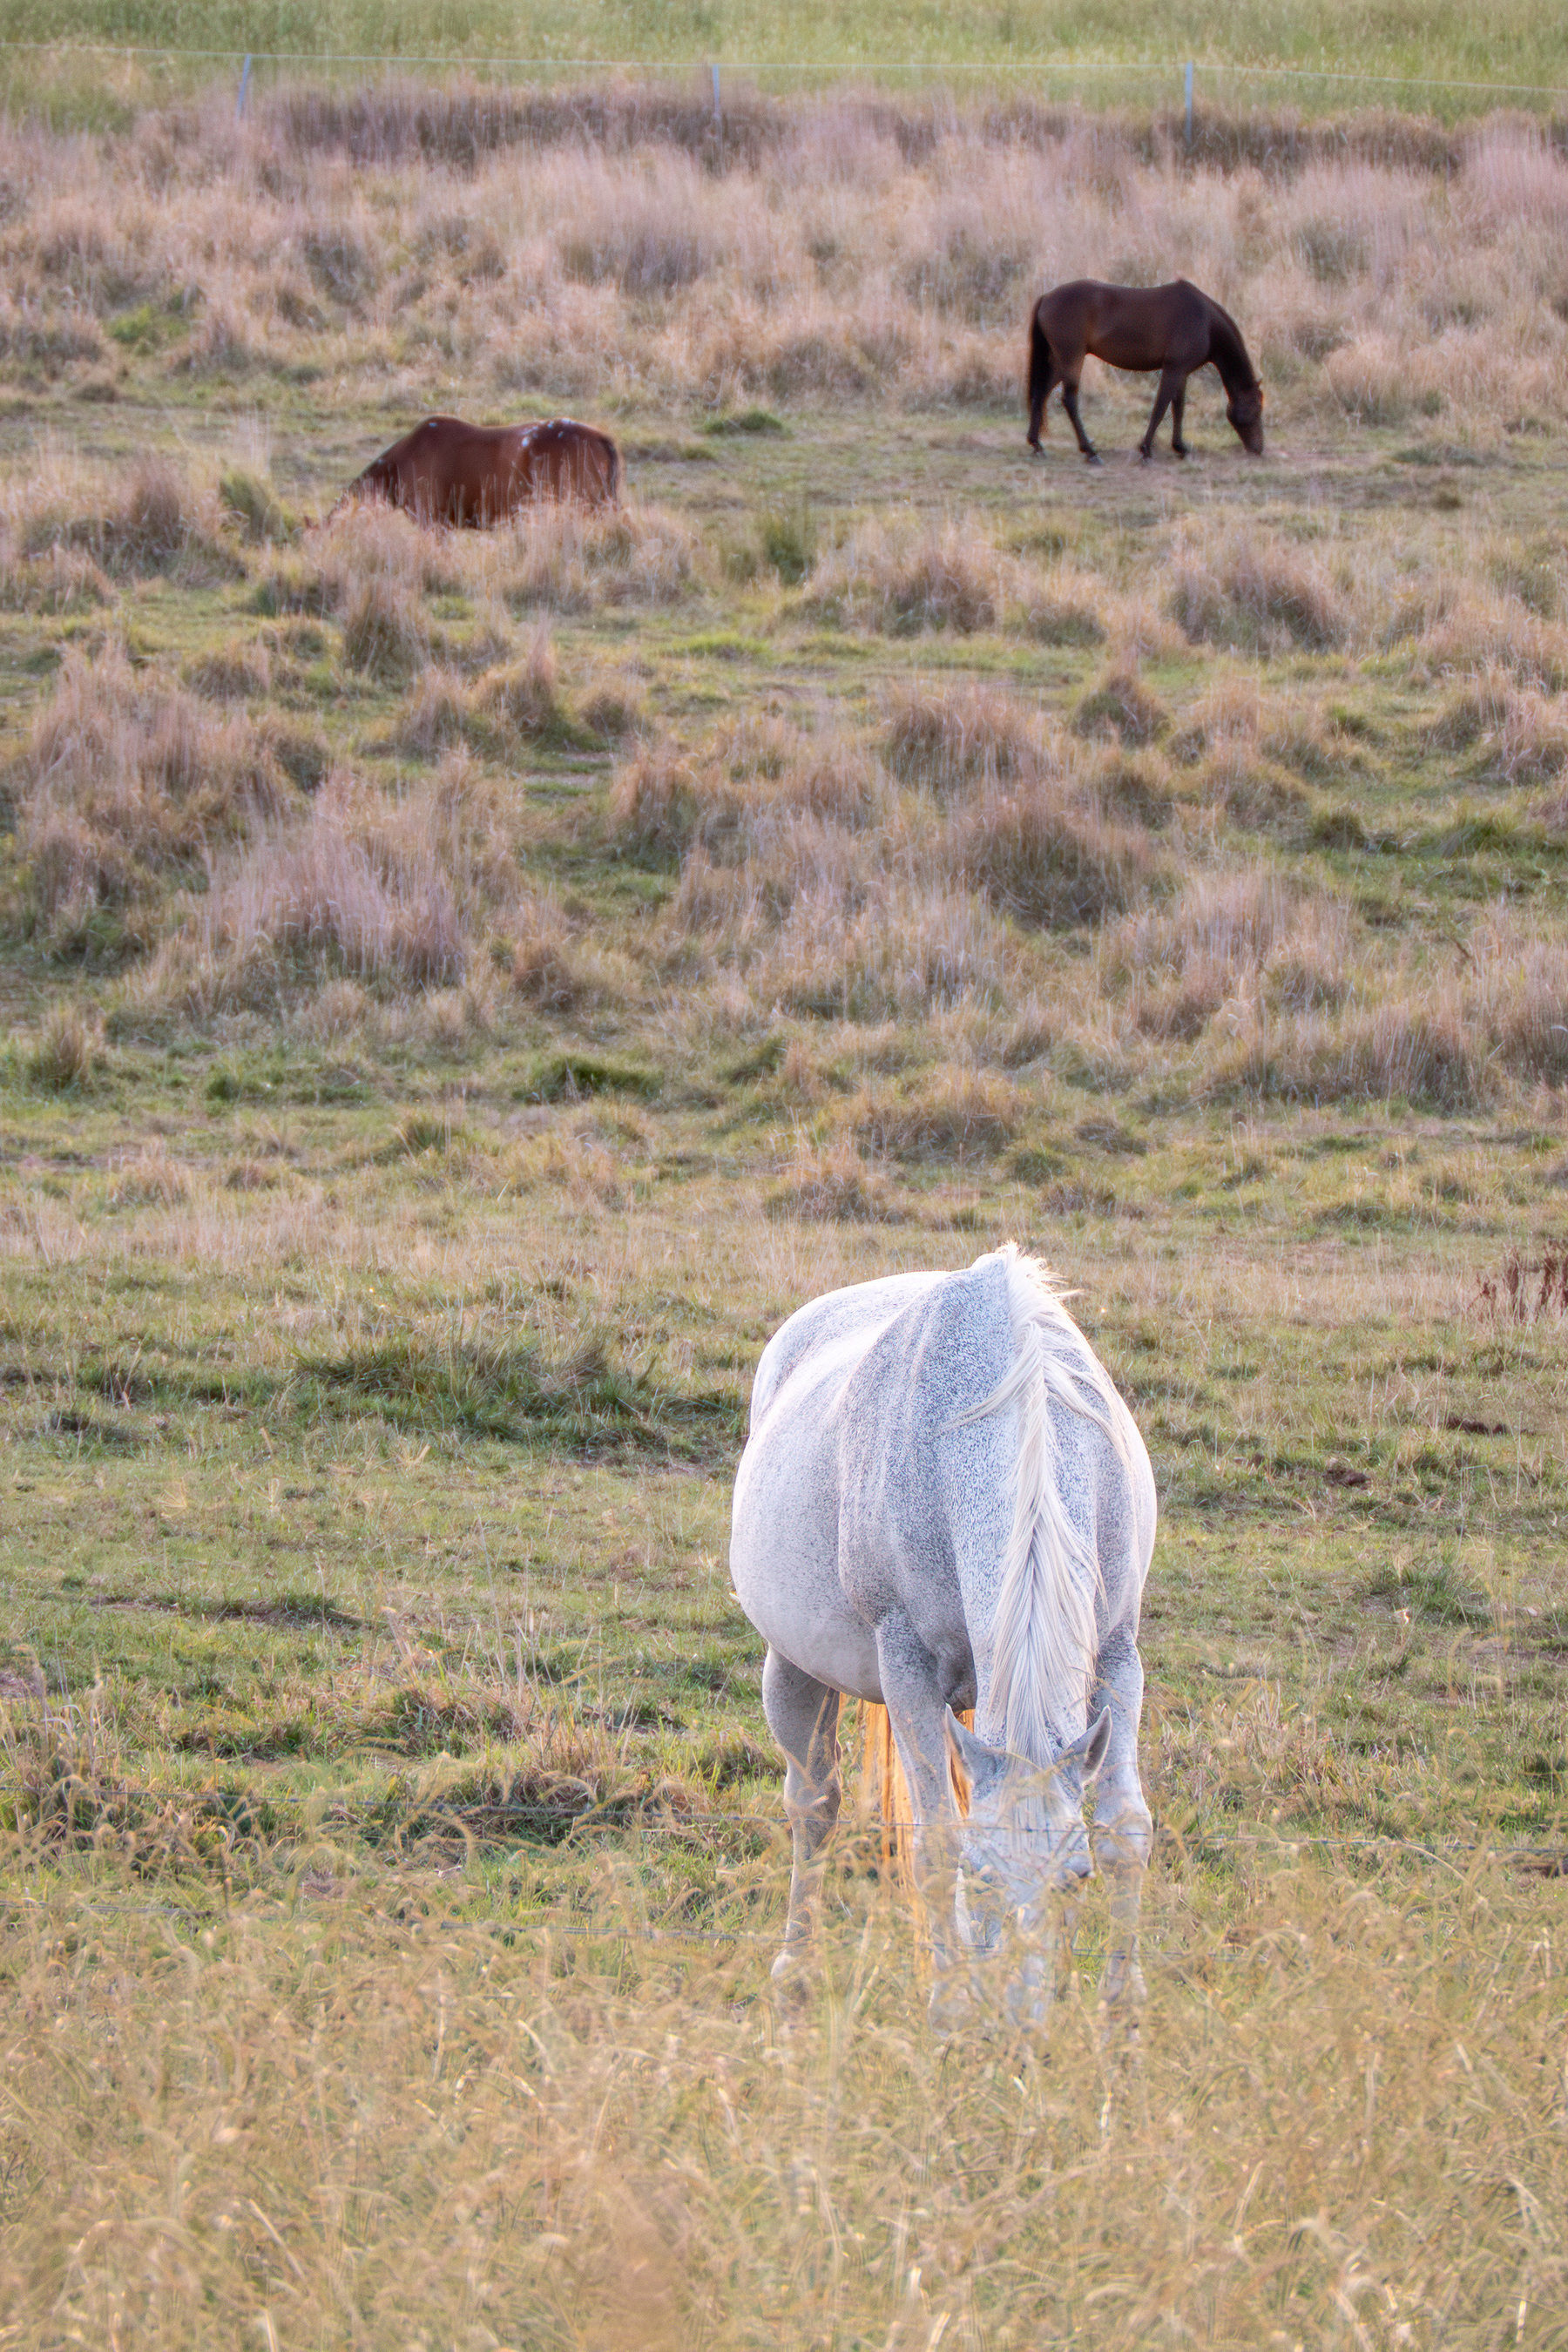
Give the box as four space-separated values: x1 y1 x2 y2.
1035 280 1213 372
349 415 621 525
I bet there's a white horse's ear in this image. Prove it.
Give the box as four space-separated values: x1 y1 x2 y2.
1064 1707 1112 1783
945 1707 1005 1793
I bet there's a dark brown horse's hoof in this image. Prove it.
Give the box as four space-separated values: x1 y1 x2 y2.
1085 454 1104 468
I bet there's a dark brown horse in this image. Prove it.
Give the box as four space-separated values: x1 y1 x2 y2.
337 415 621 524
1027 280 1264 465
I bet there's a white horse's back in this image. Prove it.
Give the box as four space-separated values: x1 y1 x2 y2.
746 1269 946 1433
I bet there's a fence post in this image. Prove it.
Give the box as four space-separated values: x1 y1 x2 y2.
1185 59 1193 145
237 52 252 118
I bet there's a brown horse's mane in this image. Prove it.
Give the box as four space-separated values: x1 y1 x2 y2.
1187 281 1260 396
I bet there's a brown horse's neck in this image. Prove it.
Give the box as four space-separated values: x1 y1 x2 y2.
1205 300 1257 396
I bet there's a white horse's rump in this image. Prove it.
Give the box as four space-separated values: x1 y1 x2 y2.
731 1243 1157 2016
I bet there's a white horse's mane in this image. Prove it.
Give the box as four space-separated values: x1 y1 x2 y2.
962 1243 1134 1761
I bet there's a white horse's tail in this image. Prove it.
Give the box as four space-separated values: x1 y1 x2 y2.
960 1244 1133 1761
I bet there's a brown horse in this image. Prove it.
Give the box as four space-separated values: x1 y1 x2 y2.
1027 280 1264 465
337 415 621 524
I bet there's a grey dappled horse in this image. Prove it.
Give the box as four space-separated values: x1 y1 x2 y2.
730 1244 1156 2020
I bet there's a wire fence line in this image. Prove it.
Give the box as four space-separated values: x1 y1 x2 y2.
2 41 1565 102
379 1801 1568 1869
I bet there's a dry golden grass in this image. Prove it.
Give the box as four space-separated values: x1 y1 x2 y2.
0 98 1562 438
125 754 522 1016
1169 522 1352 654
951 775 1158 929
27 997 99 1091
17 645 296 953
0 1833 1563 2351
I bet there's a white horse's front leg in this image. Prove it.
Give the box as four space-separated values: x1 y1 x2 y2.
1088 1630 1152 2011
761 1649 842 1980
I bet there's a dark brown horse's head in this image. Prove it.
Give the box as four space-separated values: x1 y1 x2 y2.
317 460 397 529
1228 380 1265 456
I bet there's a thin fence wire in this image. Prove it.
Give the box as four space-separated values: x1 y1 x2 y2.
353 1800 1568 1868
0 42 1565 102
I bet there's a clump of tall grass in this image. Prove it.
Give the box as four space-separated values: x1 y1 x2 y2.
12 454 234 583
1468 910 1568 1083
610 738 703 859
0 540 112 615
612 720 886 869
29 1001 100 1091
510 892 587 1011
1169 524 1351 653
1072 661 1169 747
0 1672 125 1846
125 756 518 1017
17 645 296 954
848 1065 1024 1159
473 622 562 742
1423 669 1568 781
110 1136 194 1206
882 678 1057 794
765 1139 897 1223
3 1824 1563 2351
1167 677 1315 828
1406 590 1568 694
257 501 459 623
500 502 708 613
801 516 1006 635
182 637 274 702
395 667 471 758
342 572 429 681
951 780 1158 929
1108 871 1352 1044
552 147 773 292
763 879 1010 1024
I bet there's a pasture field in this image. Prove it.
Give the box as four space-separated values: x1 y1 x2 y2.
0 0 1565 113
2 81 1568 2350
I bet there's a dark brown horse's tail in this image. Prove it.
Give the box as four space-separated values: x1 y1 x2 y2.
1027 308 1053 445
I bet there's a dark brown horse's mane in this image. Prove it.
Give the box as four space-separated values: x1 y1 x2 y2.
1191 285 1262 399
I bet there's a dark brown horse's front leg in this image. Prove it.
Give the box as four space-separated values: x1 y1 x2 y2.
1061 382 1101 466
1139 367 1186 462
1170 383 1188 456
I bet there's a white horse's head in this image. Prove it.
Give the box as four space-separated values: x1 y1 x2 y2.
943 1705 1111 1962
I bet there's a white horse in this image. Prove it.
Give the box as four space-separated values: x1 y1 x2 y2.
730 1243 1156 2018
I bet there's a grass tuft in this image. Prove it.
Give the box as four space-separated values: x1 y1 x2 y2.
29 1000 99 1090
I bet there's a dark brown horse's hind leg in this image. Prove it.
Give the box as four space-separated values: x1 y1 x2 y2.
1170 382 1188 457
1027 362 1060 452
1061 382 1101 466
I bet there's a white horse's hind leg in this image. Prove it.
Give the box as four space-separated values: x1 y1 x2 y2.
1088 1628 1152 2009
762 1649 842 1979
874 1616 963 1985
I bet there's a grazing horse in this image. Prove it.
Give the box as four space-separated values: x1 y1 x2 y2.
1027 279 1264 464
335 415 621 524
730 1244 1157 2023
